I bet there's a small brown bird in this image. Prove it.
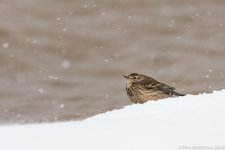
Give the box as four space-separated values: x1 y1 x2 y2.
123 73 184 103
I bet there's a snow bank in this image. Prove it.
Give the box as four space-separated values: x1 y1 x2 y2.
1 90 225 150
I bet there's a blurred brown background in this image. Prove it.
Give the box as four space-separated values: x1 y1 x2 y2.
0 0 225 124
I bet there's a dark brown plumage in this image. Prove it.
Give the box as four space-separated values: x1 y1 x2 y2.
123 73 184 103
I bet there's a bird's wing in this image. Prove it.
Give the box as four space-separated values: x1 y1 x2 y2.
157 82 185 96
157 82 175 91
138 79 175 92
137 78 184 96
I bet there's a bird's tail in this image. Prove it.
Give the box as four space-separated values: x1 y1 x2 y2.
172 91 185 96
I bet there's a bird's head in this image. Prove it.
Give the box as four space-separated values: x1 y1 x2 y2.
123 73 146 83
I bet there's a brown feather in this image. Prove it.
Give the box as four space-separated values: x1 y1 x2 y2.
124 73 184 103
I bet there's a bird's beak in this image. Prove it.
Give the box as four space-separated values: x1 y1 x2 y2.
123 75 129 79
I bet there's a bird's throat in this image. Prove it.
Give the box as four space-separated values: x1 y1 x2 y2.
126 80 133 88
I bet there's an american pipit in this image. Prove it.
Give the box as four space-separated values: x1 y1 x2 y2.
123 73 184 103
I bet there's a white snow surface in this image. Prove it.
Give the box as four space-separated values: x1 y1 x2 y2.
1 90 225 150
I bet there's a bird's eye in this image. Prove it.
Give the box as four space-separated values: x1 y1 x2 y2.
134 76 138 79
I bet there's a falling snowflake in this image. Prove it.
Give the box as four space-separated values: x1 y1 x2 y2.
60 104 65 109
32 40 38 44
49 75 59 80
56 17 61 21
3 42 9 48
104 59 109 63
62 60 71 69
38 88 44 94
